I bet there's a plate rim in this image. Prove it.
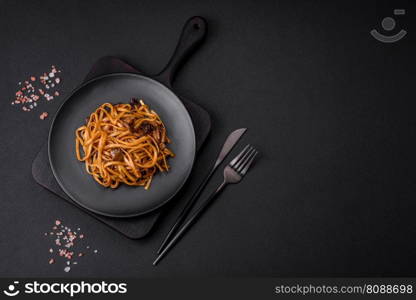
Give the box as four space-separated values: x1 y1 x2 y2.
48 72 196 218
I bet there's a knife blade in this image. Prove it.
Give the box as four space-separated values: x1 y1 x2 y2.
213 128 247 169
156 128 247 254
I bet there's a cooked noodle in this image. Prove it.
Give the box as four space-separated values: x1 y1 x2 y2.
75 99 174 189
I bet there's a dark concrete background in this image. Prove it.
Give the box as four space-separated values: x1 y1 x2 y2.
0 0 415 277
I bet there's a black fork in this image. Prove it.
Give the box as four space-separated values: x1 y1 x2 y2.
153 145 258 265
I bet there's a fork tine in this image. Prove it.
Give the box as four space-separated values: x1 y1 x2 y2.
234 147 255 170
239 150 258 176
229 145 250 168
237 148 256 173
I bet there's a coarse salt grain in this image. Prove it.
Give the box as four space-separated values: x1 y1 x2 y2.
12 66 62 116
40 112 48 120
46 220 98 273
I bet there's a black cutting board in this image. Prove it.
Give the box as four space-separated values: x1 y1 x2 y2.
32 56 211 239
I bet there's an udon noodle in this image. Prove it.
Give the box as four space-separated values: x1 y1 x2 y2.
75 99 174 189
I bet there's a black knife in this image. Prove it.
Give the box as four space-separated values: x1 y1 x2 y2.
156 128 247 254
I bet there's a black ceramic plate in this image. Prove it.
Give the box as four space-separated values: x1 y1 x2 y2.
48 73 196 217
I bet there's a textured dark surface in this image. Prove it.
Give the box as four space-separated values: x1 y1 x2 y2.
32 56 211 237
0 0 416 277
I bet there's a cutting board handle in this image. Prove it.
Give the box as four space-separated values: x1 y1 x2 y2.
154 16 207 87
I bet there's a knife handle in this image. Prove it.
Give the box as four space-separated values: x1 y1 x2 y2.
154 181 227 265
156 167 215 254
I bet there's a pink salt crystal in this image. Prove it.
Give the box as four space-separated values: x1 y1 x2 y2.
40 112 48 120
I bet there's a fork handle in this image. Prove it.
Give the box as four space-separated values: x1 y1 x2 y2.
186 181 227 223
156 168 216 254
153 181 227 265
